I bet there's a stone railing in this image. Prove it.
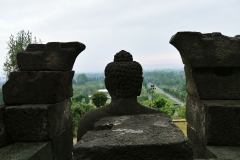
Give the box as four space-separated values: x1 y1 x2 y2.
0 42 85 160
170 32 240 159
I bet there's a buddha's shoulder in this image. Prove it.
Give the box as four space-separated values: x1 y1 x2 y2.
79 105 111 122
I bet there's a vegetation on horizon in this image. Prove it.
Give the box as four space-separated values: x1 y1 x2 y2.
70 71 187 136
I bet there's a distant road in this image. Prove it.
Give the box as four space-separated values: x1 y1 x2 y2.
148 83 184 106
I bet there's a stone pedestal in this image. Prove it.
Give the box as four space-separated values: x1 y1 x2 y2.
170 32 240 159
73 113 193 160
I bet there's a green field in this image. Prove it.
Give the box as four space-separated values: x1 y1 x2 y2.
173 121 187 136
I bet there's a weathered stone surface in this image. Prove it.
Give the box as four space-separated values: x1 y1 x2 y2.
17 42 86 71
186 95 206 140
187 124 216 159
186 95 240 145
52 123 73 160
0 103 9 147
5 98 71 141
208 146 240 159
170 32 240 67
0 142 53 160
188 125 240 159
185 65 240 100
3 71 74 105
73 113 193 160
205 100 240 145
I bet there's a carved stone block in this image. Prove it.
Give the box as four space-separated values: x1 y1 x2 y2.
185 65 240 99
170 32 240 68
0 142 53 160
73 113 193 160
17 42 85 71
188 124 240 159
5 98 71 141
186 95 240 145
3 71 74 105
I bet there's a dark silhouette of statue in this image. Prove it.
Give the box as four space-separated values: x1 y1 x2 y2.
77 50 162 141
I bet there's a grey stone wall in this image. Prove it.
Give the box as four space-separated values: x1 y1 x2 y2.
0 42 85 160
170 32 240 159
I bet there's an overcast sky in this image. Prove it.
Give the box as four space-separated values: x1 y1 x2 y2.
0 0 239 76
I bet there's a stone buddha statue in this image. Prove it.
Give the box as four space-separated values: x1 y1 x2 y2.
77 50 162 141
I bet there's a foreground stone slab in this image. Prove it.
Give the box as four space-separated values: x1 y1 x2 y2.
3 71 74 105
185 66 240 100
73 113 193 160
52 123 73 160
186 95 240 145
5 98 71 141
170 32 240 67
0 103 9 147
0 142 53 160
17 42 86 71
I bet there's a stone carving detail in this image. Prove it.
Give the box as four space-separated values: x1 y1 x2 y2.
17 42 85 71
105 50 143 98
170 32 240 67
77 50 162 140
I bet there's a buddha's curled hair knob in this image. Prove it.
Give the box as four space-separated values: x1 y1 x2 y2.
114 50 133 62
105 50 143 98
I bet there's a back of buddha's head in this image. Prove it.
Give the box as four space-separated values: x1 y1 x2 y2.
104 50 143 98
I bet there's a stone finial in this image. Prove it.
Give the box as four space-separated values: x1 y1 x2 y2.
17 42 86 71
170 32 240 67
104 50 143 98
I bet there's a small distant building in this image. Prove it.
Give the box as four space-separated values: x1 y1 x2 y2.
97 89 108 94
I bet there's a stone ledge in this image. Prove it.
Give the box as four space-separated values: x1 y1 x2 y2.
3 71 74 105
170 32 240 67
208 146 240 160
188 124 240 160
0 142 53 160
73 113 193 160
17 42 86 71
5 98 71 142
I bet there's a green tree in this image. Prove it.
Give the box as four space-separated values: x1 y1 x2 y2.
91 92 108 108
76 74 88 85
3 30 42 77
154 98 167 109
177 106 186 118
73 94 90 104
